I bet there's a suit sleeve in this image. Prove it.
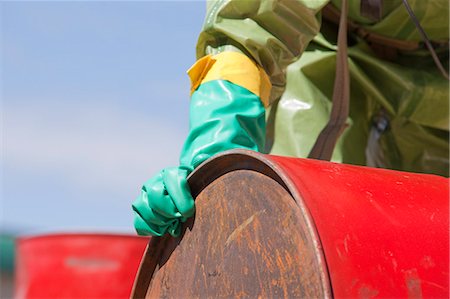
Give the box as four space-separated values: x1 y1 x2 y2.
196 0 329 104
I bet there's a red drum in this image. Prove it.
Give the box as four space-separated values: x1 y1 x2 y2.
133 149 448 298
268 153 449 298
16 233 149 298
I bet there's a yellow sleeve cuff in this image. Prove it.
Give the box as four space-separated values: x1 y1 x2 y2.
187 52 272 107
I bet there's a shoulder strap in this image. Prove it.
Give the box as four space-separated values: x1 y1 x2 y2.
308 0 350 161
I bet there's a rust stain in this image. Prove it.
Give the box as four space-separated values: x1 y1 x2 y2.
274 250 289 298
284 251 293 268
358 284 379 298
259 248 274 268
420 256 435 269
235 290 249 298
200 263 208 290
404 268 423 299
251 247 266 298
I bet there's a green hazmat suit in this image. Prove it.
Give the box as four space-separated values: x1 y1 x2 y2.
133 0 449 236
198 0 449 176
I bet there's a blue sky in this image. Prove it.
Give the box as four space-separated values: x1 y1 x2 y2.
2 1 205 234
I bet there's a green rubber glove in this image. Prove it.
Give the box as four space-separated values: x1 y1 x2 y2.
180 80 266 168
133 166 194 237
133 78 266 237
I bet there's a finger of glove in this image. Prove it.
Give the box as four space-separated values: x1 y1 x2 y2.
133 210 180 237
132 189 172 226
163 167 195 219
167 221 181 237
143 172 181 219
133 210 165 236
132 188 181 237
132 170 187 237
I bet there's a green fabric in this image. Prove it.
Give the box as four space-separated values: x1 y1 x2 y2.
0 235 15 273
197 0 449 177
198 0 327 102
346 0 449 41
270 34 449 176
133 80 265 236
330 0 449 41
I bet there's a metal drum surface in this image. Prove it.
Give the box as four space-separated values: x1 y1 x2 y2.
132 149 449 298
16 233 149 299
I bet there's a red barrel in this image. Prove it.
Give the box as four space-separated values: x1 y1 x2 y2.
132 149 449 298
268 154 449 298
15 233 149 299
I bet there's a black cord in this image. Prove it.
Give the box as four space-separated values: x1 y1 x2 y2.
402 0 449 80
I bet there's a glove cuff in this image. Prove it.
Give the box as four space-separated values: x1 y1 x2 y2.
187 52 272 107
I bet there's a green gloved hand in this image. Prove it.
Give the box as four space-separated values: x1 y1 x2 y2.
133 166 194 237
133 52 270 237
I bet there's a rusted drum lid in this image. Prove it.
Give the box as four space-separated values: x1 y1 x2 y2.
132 152 331 298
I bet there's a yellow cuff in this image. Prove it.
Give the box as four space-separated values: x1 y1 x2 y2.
187 52 272 107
